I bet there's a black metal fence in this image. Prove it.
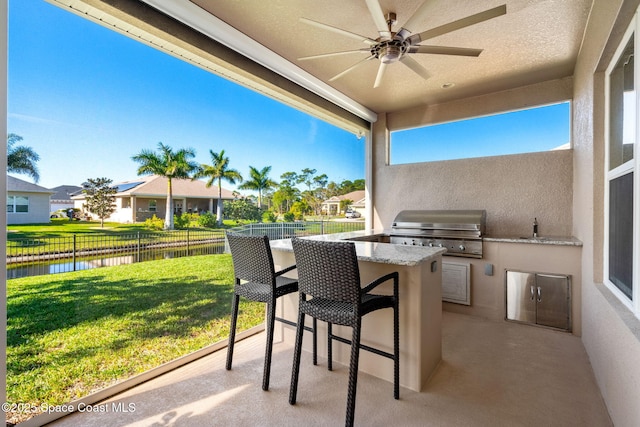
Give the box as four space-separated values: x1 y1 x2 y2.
6 229 226 279
229 220 364 240
7 221 365 279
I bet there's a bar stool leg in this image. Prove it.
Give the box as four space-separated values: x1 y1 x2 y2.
393 300 400 399
312 318 318 366
327 322 333 371
289 310 306 405
345 321 361 427
263 300 277 391
226 293 240 370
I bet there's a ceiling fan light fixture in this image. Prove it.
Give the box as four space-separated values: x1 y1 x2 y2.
380 45 402 63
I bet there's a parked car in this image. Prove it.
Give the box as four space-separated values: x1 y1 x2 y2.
345 210 361 219
50 208 82 220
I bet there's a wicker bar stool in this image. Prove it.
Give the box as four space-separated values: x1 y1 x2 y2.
225 232 316 391
289 237 399 427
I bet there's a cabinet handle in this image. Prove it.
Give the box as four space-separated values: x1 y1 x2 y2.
530 286 535 301
537 286 542 302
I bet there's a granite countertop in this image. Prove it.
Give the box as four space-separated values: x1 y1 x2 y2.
483 235 583 246
270 230 446 266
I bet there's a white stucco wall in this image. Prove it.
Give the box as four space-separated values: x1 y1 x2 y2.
573 0 640 426
372 148 573 237
7 192 52 225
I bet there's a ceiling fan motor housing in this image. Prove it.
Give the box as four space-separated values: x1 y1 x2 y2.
373 39 409 64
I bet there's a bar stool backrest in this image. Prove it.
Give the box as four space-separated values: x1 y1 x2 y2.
226 232 276 286
291 237 361 304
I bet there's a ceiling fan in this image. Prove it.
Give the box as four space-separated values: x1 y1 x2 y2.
298 0 507 88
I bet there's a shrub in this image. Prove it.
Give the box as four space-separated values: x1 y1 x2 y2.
144 215 164 230
174 213 190 229
262 211 277 223
283 212 295 222
290 201 310 220
223 199 262 222
198 212 217 228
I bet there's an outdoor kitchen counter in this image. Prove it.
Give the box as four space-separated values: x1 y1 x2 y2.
269 229 445 265
270 230 446 392
484 235 583 246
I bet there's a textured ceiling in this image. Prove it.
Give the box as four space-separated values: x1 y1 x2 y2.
188 0 592 114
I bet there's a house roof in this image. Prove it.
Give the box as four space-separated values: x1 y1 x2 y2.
72 175 236 200
340 190 365 204
7 175 55 194
323 190 365 205
50 185 83 201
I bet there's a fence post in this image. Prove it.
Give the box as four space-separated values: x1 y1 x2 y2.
72 234 77 271
321 219 325 235
187 228 190 256
137 231 141 263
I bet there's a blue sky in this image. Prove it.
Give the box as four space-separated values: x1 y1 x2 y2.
8 0 365 191
392 102 570 164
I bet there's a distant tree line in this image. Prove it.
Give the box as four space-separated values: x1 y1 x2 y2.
129 143 364 228
5 135 364 230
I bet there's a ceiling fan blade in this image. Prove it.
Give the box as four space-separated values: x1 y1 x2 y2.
299 49 371 61
401 0 439 35
408 45 483 57
365 0 392 39
329 56 376 82
373 62 388 88
299 17 377 45
410 4 507 44
400 55 431 81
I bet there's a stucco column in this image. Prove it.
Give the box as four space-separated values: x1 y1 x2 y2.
369 112 388 229
131 196 136 223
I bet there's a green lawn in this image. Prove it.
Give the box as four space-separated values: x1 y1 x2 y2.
6 218 151 238
6 254 263 424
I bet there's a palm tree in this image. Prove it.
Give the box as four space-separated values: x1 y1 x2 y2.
238 165 277 209
131 142 198 230
193 149 243 226
7 133 40 182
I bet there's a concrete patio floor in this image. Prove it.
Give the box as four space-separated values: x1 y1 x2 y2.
46 311 611 426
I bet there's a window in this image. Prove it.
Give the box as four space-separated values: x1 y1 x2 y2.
390 102 571 164
148 200 157 212
7 195 29 213
605 19 638 316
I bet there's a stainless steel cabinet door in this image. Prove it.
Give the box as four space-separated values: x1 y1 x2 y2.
535 274 571 330
506 271 536 324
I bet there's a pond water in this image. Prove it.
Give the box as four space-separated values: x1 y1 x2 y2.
7 246 220 279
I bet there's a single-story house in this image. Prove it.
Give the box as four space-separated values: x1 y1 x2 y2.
321 190 365 216
72 175 236 223
6 175 55 225
49 185 82 213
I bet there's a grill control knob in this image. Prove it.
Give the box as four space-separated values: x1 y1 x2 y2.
428 242 434 247
459 245 466 251
438 243 444 248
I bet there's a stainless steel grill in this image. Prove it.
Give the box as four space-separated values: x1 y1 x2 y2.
390 210 486 258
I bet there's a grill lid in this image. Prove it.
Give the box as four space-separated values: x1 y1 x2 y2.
392 210 486 237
